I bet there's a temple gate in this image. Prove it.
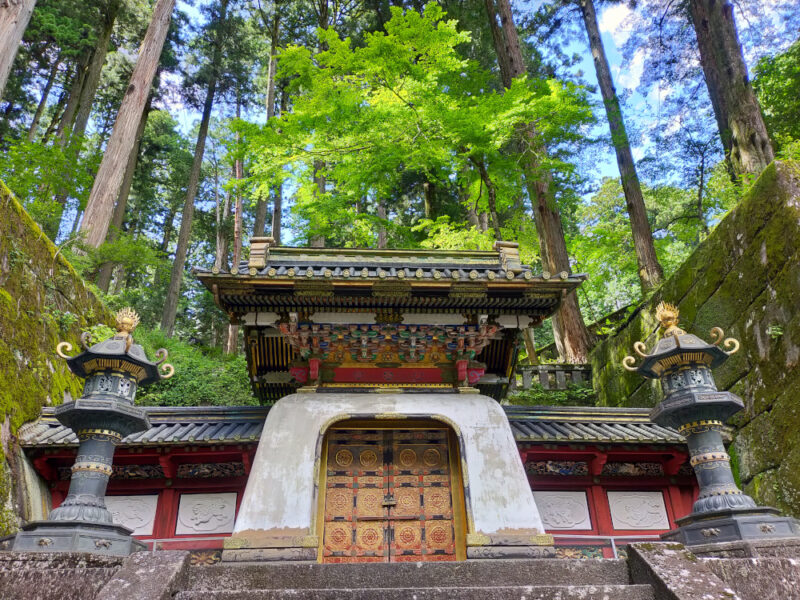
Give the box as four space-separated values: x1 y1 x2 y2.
197 239 583 562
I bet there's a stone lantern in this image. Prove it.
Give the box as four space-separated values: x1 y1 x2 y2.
12 308 173 556
624 302 800 546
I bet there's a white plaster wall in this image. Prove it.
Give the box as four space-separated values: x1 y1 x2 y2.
233 392 544 540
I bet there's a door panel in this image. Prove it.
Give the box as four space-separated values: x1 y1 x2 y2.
322 431 389 562
321 428 458 563
389 430 456 562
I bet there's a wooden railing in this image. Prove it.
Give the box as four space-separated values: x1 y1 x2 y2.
517 364 592 390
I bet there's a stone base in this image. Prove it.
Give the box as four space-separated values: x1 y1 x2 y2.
687 536 800 558
661 506 800 546
12 520 147 556
221 547 317 563
466 545 556 559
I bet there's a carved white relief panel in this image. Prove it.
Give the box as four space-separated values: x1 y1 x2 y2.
532 491 591 530
176 492 237 535
607 491 670 530
104 495 158 535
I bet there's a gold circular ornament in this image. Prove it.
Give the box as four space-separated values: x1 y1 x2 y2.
422 448 441 467
359 526 381 547
397 526 419 546
399 449 417 467
359 450 378 468
335 449 354 467
329 525 349 547
427 491 448 509
487 271 496 280
469 270 478 280
428 525 449 546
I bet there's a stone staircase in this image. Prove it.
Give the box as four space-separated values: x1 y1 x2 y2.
174 559 654 599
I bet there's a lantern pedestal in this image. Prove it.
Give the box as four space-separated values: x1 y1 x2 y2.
624 302 800 548
12 520 146 556
11 308 172 557
662 507 800 546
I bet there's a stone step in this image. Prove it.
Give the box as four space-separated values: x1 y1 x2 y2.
175 584 655 600
186 559 631 591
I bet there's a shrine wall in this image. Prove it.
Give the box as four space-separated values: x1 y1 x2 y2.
0 180 113 535
590 160 800 517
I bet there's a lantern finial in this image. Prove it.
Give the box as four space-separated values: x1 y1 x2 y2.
115 307 140 334
655 302 684 336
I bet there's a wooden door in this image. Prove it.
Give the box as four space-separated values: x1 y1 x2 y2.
321 427 459 563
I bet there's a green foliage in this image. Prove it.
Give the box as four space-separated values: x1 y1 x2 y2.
47 309 79 332
83 323 116 344
133 328 257 407
754 40 800 152
507 383 595 407
413 218 496 251
240 3 593 247
0 140 98 236
570 171 740 319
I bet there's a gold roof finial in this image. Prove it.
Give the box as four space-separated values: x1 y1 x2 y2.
115 307 140 335
655 302 684 336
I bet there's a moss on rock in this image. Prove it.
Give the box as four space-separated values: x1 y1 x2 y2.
0 180 113 534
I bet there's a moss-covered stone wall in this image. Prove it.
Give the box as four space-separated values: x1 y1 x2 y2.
0 181 113 535
591 160 800 516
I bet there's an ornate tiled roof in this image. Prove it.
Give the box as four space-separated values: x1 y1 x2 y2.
505 406 684 443
18 405 683 448
195 242 587 403
195 242 585 315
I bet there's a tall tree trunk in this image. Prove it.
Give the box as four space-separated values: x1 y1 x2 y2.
377 200 387 248
226 93 244 354
96 97 151 292
310 160 326 248
80 0 176 249
688 0 773 176
55 51 90 144
153 205 178 287
27 56 61 142
423 180 434 218
214 164 232 272
254 6 281 237
70 208 82 235
271 183 283 244
489 0 594 362
578 0 663 292
41 84 68 144
0 0 37 102
72 0 121 140
472 158 502 240
160 72 218 335
269 86 289 245
484 0 511 88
